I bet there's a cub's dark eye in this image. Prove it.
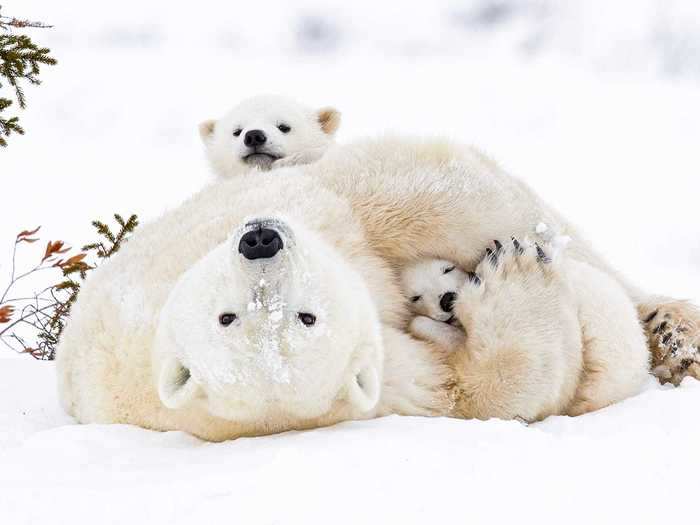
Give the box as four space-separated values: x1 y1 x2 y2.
219 313 237 326
443 266 455 274
278 124 291 133
233 128 242 137
298 312 316 326
410 295 421 303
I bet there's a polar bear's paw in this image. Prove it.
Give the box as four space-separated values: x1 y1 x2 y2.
456 238 565 332
450 239 576 421
640 302 700 386
459 237 560 305
409 315 466 352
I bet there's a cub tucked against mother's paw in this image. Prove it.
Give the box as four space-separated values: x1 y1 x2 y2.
400 258 469 351
403 238 650 422
199 94 341 179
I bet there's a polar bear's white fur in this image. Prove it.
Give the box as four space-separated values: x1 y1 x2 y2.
401 258 469 351
401 258 467 325
199 95 340 180
400 243 649 417
57 136 675 440
155 216 385 422
448 239 649 420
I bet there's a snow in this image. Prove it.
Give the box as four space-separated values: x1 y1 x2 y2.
1 1 700 522
1 358 700 524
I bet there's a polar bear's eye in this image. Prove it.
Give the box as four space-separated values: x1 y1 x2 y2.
298 312 316 326
443 266 455 274
233 128 242 137
410 295 421 303
219 313 237 326
278 124 291 133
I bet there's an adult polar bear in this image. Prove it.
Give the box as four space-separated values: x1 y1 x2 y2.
57 137 699 441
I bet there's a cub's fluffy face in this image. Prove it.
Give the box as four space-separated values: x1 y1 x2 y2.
199 95 340 179
154 216 382 426
401 259 467 324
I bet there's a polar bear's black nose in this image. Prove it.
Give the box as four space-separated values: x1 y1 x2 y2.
244 129 267 147
239 227 283 260
440 292 457 313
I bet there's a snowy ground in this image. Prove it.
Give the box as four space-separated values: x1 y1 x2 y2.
1 359 700 524
1 1 700 523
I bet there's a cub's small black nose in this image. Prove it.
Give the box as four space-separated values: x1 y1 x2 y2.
440 292 457 313
244 129 267 147
238 228 283 260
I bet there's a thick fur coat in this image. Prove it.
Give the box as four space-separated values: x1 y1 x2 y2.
56 137 698 440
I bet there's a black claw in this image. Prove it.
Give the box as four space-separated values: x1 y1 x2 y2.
485 248 498 266
493 240 503 252
535 243 550 263
511 237 523 254
643 310 659 323
467 272 481 286
654 321 668 334
662 332 673 345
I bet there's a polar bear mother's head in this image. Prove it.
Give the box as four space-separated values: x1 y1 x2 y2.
154 216 383 425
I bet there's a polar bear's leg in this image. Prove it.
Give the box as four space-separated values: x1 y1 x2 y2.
637 300 700 385
409 315 466 352
566 263 649 416
450 240 583 422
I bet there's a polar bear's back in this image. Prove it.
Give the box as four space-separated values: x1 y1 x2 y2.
308 137 553 264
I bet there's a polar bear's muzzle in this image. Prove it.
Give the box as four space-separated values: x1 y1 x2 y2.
237 218 294 261
238 226 283 260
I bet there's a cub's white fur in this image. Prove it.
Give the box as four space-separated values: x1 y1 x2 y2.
56 136 692 441
401 259 466 323
401 259 468 351
199 95 340 180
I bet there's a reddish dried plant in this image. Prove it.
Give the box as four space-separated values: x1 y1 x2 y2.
1 214 137 359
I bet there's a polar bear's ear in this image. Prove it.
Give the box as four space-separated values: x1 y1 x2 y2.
198 119 217 142
317 107 341 135
157 356 200 410
347 354 380 413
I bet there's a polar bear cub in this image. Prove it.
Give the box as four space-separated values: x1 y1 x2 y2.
400 258 470 351
199 95 341 179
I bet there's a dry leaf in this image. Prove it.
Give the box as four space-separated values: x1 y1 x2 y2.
42 240 70 262
63 253 87 266
0 305 15 324
16 226 40 240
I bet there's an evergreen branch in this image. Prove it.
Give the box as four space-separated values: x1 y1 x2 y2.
0 6 55 146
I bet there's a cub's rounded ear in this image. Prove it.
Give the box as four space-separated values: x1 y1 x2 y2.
198 119 217 142
317 107 341 135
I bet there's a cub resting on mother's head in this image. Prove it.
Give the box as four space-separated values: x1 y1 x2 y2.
199 94 341 180
56 137 700 441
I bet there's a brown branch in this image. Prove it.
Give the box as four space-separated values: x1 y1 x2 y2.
0 302 56 338
0 9 52 30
